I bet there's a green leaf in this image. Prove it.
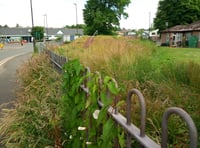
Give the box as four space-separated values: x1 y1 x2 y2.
116 100 125 107
97 107 107 125
100 92 111 106
107 81 119 95
100 119 117 147
102 119 115 139
85 99 91 108
103 76 112 84
118 130 125 147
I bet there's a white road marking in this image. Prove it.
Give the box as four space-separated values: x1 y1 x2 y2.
0 52 30 67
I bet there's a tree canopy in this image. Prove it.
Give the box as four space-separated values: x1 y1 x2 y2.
0 25 9 28
65 24 85 29
83 0 131 35
154 0 200 31
31 26 44 41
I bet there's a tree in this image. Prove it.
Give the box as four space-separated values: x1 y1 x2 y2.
83 0 131 35
65 24 85 29
154 0 200 31
31 26 44 41
4 24 8 28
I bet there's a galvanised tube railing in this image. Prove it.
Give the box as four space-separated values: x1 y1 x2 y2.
161 107 198 148
126 89 146 147
46 49 198 148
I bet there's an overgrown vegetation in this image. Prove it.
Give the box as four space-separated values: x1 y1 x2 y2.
53 36 200 147
0 36 199 147
0 54 62 147
0 53 125 147
61 59 124 147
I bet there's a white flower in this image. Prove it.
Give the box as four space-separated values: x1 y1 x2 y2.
69 135 73 139
78 126 86 131
93 109 100 119
86 141 92 145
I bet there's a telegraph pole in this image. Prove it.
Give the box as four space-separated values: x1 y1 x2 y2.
74 3 78 35
30 0 37 53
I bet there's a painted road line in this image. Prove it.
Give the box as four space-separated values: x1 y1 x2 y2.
0 52 30 67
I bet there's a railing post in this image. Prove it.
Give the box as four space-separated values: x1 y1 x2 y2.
126 89 146 147
161 107 198 148
83 67 91 148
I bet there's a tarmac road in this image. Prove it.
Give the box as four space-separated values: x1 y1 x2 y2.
0 43 33 147
0 43 33 104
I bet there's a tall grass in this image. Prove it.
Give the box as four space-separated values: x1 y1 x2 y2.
0 36 199 147
59 36 154 84
51 36 200 146
0 54 62 147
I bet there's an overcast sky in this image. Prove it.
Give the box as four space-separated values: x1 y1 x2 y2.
0 0 159 29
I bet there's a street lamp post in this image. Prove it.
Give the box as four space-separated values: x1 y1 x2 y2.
43 14 48 42
149 12 151 38
30 0 37 52
43 14 46 43
74 3 78 35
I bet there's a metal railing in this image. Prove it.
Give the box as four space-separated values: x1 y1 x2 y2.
45 49 198 148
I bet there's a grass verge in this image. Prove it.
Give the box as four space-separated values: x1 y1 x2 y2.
0 54 62 147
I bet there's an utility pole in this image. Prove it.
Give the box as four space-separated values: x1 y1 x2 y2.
30 0 37 53
74 3 78 35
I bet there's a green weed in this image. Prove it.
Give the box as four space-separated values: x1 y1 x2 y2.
61 59 124 147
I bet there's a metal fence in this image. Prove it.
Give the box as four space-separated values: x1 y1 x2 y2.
45 49 198 148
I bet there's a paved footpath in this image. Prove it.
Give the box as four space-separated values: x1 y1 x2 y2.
0 43 33 104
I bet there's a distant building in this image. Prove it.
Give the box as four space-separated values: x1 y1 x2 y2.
0 27 32 42
149 29 159 42
117 29 137 38
160 20 200 48
0 27 83 43
46 28 83 42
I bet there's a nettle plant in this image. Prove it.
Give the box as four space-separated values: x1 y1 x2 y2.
61 59 125 147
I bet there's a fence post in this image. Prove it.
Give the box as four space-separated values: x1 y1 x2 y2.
161 107 198 148
126 89 146 147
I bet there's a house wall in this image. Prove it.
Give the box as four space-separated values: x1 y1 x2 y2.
192 31 200 48
161 31 200 48
160 33 166 43
63 35 80 42
160 33 170 45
